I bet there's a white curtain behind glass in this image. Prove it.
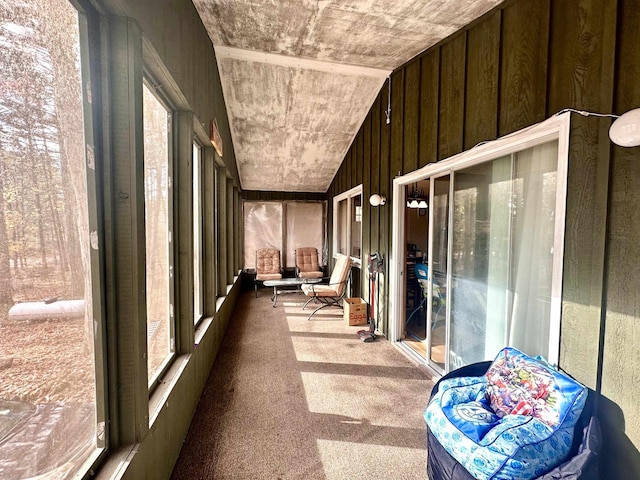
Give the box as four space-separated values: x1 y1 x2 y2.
243 202 283 269
507 142 558 356
285 202 324 268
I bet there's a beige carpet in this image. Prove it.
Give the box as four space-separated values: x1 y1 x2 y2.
171 290 435 480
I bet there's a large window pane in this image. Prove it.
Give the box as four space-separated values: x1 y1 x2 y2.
337 199 348 255
143 84 173 385
449 142 559 368
429 176 450 370
193 143 203 323
243 202 283 269
0 1 101 477
333 186 362 263
350 195 362 259
285 202 324 268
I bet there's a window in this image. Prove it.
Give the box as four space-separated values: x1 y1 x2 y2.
0 0 104 476
285 202 325 268
333 185 362 264
215 166 228 295
243 201 326 270
143 82 174 386
193 143 203 323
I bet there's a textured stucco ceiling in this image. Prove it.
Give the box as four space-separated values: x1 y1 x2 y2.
192 0 504 192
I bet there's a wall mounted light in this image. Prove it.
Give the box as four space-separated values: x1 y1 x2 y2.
609 108 640 147
369 194 386 207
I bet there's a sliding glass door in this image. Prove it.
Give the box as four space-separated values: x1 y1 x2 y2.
448 141 558 371
394 115 568 374
428 175 450 370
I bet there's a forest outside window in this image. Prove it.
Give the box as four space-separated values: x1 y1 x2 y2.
333 185 362 265
0 0 105 477
193 142 203 324
143 81 175 387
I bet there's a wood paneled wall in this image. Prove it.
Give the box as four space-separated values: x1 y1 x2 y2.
242 191 326 202
327 0 640 473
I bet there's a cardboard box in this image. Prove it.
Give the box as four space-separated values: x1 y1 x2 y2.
344 298 368 326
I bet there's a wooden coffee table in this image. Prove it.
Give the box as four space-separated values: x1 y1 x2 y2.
263 278 322 307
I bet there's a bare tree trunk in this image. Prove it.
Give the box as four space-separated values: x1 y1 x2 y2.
40 124 70 270
0 161 13 309
35 192 48 269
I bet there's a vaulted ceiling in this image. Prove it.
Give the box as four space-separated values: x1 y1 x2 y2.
192 0 504 192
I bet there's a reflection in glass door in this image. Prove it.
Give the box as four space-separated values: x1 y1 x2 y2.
428 176 450 370
394 123 567 375
449 142 559 369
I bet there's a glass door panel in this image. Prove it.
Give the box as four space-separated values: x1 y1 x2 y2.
448 142 559 368
429 175 450 370
404 181 430 350
449 157 510 369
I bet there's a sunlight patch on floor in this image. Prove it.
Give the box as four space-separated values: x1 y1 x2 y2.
301 372 429 429
317 439 426 480
284 303 347 332
291 336 380 364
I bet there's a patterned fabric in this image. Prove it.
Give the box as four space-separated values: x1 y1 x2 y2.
424 348 587 480
485 348 574 426
256 248 282 280
295 247 323 279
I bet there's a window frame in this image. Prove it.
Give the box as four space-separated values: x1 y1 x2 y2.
390 112 571 370
0 0 109 476
332 185 363 267
142 75 176 390
76 0 109 466
192 141 204 325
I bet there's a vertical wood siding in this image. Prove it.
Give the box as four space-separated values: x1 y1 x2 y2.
328 0 639 471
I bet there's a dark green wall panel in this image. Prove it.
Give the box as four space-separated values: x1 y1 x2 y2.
438 32 466 160
390 70 405 177
464 13 500 149
419 51 439 167
242 191 326 202
499 0 549 136
370 97 382 256
600 0 640 472
403 60 421 173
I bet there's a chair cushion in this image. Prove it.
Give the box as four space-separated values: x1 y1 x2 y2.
328 254 351 296
299 271 323 279
256 273 282 281
424 347 587 480
256 248 281 275
296 247 320 273
301 284 339 297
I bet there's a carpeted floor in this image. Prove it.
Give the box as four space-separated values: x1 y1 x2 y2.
171 289 436 480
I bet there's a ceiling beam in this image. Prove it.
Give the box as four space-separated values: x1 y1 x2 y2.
215 45 391 78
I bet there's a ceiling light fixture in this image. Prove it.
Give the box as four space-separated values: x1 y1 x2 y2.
406 183 427 209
